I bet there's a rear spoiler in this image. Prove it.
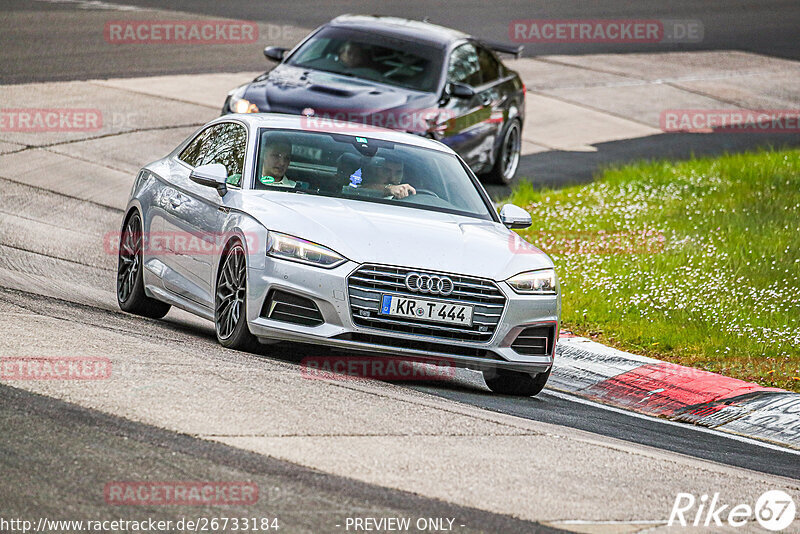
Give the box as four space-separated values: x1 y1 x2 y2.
484 41 524 59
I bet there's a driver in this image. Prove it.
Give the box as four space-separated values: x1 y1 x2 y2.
363 156 416 199
338 42 369 69
258 134 296 188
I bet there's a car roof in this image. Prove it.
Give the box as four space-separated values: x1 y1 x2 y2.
221 113 454 153
327 15 469 48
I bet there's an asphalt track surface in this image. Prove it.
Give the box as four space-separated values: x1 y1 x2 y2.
2 0 800 83
3 0 799 198
2 1 800 528
1 276 798 482
0 384 561 533
409 384 800 481
121 0 800 59
0 169 798 525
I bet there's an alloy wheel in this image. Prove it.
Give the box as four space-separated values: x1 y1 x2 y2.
117 214 142 303
501 121 521 181
216 244 247 340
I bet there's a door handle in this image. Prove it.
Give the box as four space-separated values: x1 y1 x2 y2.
480 94 492 106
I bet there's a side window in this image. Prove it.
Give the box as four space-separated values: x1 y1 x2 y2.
447 43 481 87
179 126 215 167
477 46 500 84
200 123 247 187
296 37 332 63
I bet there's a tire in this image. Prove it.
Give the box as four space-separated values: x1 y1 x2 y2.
485 118 522 185
116 211 171 319
215 241 260 352
483 367 550 396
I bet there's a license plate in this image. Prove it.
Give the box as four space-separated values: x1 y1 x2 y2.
380 295 473 326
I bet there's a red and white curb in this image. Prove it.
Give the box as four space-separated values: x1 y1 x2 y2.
552 334 800 450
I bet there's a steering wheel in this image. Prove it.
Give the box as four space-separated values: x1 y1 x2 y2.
411 188 441 199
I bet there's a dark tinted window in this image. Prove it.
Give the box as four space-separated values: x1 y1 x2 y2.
287 26 443 92
179 126 214 167
200 123 247 186
447 43 481 86
477 46 501 84
179 123 247 187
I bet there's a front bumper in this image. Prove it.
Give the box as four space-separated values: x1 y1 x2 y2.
246 258 559 374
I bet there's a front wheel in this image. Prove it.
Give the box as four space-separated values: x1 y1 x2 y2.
483 367 550 396
116 212 171 319
215 241 260 352
485 119 521 185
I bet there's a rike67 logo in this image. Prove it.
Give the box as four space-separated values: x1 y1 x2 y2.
669 490 796 531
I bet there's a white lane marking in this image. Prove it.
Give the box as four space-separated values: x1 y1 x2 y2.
33 0 142 10
543 389 800 456
532 69 777 91
549 519 669 525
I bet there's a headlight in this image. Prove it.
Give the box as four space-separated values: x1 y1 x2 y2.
506 268 557 294
229 97 259 114
267 232 346 268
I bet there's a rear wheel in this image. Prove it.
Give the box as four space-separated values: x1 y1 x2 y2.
215 241 260 351
116 212 171 319
483 367 550 396
485 118 521 185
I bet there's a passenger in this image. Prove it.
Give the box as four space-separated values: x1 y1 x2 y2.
258 134 295 188
331 152 361 193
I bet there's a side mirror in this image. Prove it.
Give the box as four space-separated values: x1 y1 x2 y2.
499 204 532 229
190 163 228 197
263 46 287 62
447 82 476 99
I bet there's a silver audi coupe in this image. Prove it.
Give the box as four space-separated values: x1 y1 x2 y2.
116 114 559 396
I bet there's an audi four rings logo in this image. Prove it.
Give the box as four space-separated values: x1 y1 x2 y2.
405 273 454 296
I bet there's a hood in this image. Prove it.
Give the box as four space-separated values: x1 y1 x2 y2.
240 192 554 281
244 64 439 131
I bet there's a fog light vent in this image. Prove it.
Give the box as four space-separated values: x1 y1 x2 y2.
261 290 323 326
511 325 555 356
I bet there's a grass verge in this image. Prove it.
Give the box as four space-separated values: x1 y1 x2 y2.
509 149 800 392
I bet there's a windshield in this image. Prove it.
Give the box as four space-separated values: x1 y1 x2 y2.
286 26 443 92
252 128 494 221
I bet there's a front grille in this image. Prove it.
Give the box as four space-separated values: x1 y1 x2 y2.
261 289 324 326
347 264 506 342
511 325 556 355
